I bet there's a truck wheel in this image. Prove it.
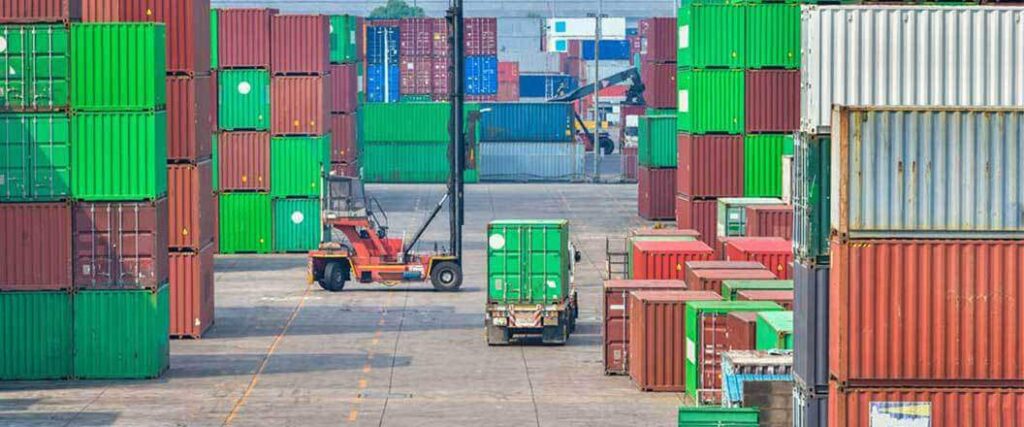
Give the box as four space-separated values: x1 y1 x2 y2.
430 262 462 291
541 324 567 345
318 262 347 292
486 324 511 346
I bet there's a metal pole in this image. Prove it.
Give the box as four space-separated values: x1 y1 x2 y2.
592 2 603 181
448 0 465 260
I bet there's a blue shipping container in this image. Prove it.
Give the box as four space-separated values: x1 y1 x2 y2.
479 103 573 142
519 74 578 99
580 40 632 61
367 64 400 103
366 27 400 65
466 56 498 95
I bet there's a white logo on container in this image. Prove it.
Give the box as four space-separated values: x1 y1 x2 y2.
238 81 252 95
329 24 334 34
0 36 7 53
291 211 305 224
488 234 505 250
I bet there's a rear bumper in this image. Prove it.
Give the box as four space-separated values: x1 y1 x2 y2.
486 300 573 329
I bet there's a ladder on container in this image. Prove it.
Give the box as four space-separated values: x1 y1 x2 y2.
605 236 629 280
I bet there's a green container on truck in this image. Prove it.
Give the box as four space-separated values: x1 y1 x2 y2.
71 111 168 201
486 220 578 345
218 69 271 131
626 235 698 278
219 193 272 254
0 113 70 201
677 68 744 134
793 133 830 263
744 134 794 198
209 9 218 70
70 23 166 111
329 15 359 64
677 5 746 69
273 198 321 253
362 140 450 184
638 115 677 168
270 135 329 198
0 24 69 110
756 310 794 350
684 300 784 404
0 291 73 380
74 284 170 379
716 197 782 237
745 4 800 69
720 279 794 301
678 406 759 427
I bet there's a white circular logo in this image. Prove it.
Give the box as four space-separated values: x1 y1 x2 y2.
237 81 252 95
0 36 7 54
329 24 334 34
290 211 305 224
488 234 506 250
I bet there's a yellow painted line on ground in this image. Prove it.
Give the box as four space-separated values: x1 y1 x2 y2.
348 409 359 422
347 290 394 424
359 379 368 389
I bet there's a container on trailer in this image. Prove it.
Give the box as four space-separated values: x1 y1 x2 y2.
217 8 276 69
217 69 269 130
684 268 777 295
725 312 758 351
745 205 792 240
518 74 578 99
166 75 213 161
745 4 800 69
362 102 452 142
638 115 676 168
330 112 358 164
745 70 798 133
716 197 781 237
0 113 70 201
466 55 498 95
793 132 829 263
74 284 169 379
362 140 448 184
330 63 358 113
831 107 1024 239
744 134 793 198
479 142 584 183
677 68 744 134
725 237 792 279
721 279 793 302
0 0 81 23
464 17 497 56
70 23 165 111
479 103 573 143
741 291 793 310
675 195 718 250
0 24 69 111
271 75 331 136
0 291 72 380
628 290 722 392
271 14 330 76
71 111 167 201
683 260 766 283
270 135 328 198
272 198 321 253
603 279 688 375
638 17 676 64
638 166 676 221
72 199 169 290
329 15 358 64
218 193 271 254
169 243 214 338
0 202 71 290
95 0 210 75
676 4 745 69
678 407 759 427
167 161 214 250
677 133 743 198
792 386 827 427
632 240 714 281
793 261 828 391
755 311 794 350
487 220 571 304
217 132 269 191
829 384 1024 427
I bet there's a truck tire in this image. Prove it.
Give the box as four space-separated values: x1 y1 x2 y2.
430 261 463 291
486 324 511 346
318 261 347 292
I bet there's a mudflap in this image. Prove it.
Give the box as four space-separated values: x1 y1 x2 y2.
540 310 569 345
486 324 511 346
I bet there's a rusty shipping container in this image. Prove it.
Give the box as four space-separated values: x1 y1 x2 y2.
676 195 719 250
464 17 497 56
330 63 358 114
0 203 72 290
831 239 1024 386
167 161 214 250
271 14 330 75
217 132 269 191
745 205 793 240
640 62 676 109
726 237 793 279
217 8 277 69
684 268 778 295
632 240 715 281
167 75 213 162
497 61 519 102
829 384 1024 427
169 242 214 338
628 290 721 392
638 166 676 221
638 17 676 64
737 290 793 310
745 69 799 134
726 312 758 350
330 113 358 164
603 279 688 375
400 57 434 95
271 75 331 136
0 0 81 23
398 18 437 57
677 134 744 198
72 199 169 289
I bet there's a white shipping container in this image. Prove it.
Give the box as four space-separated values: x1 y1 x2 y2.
801 6 1024 134
546 18 627 39
479 142 585 182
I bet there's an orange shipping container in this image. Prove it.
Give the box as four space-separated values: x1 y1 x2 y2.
829 383 1024 426
169 242 215 338
168 161 215 250
167 75 213 161
0 203 72 290
632 240 715 280
603 280 687 375
217 132 270 191
271 75 331 136
628 290 721 392
271 14 330 76
684 268 777 294
725 237 793 279
218 8 277 69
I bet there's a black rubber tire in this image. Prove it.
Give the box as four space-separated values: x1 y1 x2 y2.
430 261 463 291
318 261 346 292
486 324 511 346
600 138 615 155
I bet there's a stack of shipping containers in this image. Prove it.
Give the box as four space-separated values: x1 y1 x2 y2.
496 61 519 102
635 17 676 221
365 23 400 102
328 15 362 178
477 103 582 182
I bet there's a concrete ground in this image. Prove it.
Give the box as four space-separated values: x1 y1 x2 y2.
0 184 685 427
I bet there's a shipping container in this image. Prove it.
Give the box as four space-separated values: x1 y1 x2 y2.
628 290 722 392
272 198 321 253
677 5 745 69
74 284 170 379
270 136 328 198
330 112 358 164
0 0 81 23
70 23 165 111
0 203 71 290
362 102 451 142
677 68 744 134
745 205 792 240
329 14 358 64
399 56 432 96
638 166 676 221
725 312 758 351
167 161 214 250
793 133 829 263
271 75 331 136
675 195 718 250
218 69 270 131
487 220 570 304
627 235 701 278
464 17 497 56
366 63 399 102
721 279 794 301
831 107 1024 239
829 385 1024 427
497 62 520 102
208 8 216 69
743 134 793 198
271 14 330 76
0 24 69 110
677 133 743 198
218 192 271 254
801 6 1024 134
0 113 70 201
92 0 209 75
217 8 276 69
632 240 714 280
169 243 214 338
330 160 359 179
479 142 584 183
208 70 218 129
725 237 793 279
683 260 766 284
745 4 800 69
640 62 676 109
716 197 782 237
396 17 435 57
71 111 168 201
362 140 448 184
518 74 578 99
831 239 1024 386
579 40 631 61
72 199 169 289
755 311 793 350
793 261 828 391
745 70 799 133
0 291 72 380
638 115 676 168
621 145 638 182
639 17 676 64
366 25 399 65
678 407 759 427
684 268 777 295
167 75 213 161
466 55 498 95
217 132 269 191
793 387 827 427
742 290 794 310
330 63 358 113
479 103 573 143
603 279 688 375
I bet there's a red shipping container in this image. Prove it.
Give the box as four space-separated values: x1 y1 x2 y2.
271 75 331 136
638 166 676 220
0 0 81 23
218 132 270 191
639 17 677 64
431 18 448 54
677 133 744 198
829 384 1024 427
218 8 277 69
497 80 519 102
167 75 213 162
683 260 766 283
82 0 210 75
726 237 793 279
725 312 758 350
603 279 688 375
498 61 519 83
628 290 722 392
745 205 793 240
464 17 497 56
567 40 581 59
621 145 638 182
431 56 450 99
398 18 437 57
330 113 358 164
271 14 330 76
745 69 799 134
329 63 358 114
0 203 72 290
737 290 794 310
640 62 676 109
169 242 215 338
632 240 715 280
831 239 1024 386
676 195 719 250
72 199 169 290
632 228 702 239
168 161 214 250
400 57 433 95
330 161 359 178
685 268 777 294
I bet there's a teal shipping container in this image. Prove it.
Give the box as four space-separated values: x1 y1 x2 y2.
273 198 322 253
0 24 70 110
0 291 73 380
218 69 271 131
0 112 71 201
638 115 677 168
73 285 170 379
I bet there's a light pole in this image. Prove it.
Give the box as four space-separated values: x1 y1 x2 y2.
588 2 607 182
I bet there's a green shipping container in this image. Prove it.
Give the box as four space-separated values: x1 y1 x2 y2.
637 115 677 168
793 133 830 263
209 9 219 70
645 107 675 116
678 407 759 427
716 197 782 237
627 235 697 278
745 4 800 69
487 220 571 305
329 15 358 64
0 113 71 201
74 284 170 379
72 111 168 201
219 193 272 254
0 24 69 110
684 300 784 403
755 311 794 350
0 291 73 380
677 5 745 69
677 69 744 134
218 69 271 131
211 133 219 192
70 23 166 111
362 140 449 183
720 279 794 301
744 134 794 198
270 135 329 198
273 198 321 253
362 102 450 143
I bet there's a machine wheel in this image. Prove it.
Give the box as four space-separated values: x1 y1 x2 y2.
318 261 347 292
599 137 615 155
430 262 463 291
486 324 511 346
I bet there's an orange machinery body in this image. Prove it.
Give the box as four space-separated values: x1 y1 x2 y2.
308 216 445 284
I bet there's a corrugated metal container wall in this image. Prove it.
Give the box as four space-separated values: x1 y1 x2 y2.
677 134 743 198
641 62 677 110
628 291 722 392
217 132 269 191
0 25 70 111
621 145 638 182
684 260 767 283
677 4 745 69
217 8 276 69
466 55 498 95
519 74 578 99
0 203 72 290
208 8 217 69
270 136 329 198
497 61 520 102
632 240 715 280
801 6 1024 134
366 63 400 103
486 220 571 304
71 111 168 201
828 385 1024 427
209 71 218 130
832 107 1024 239
330 113 358 164
272 198 321 253
271 14 330 75
638 17 676 64
0 113 72 202
72 199 170 289
0 291 72 380
464 17 497 56
580 40 631 61
831 239 1024 386
793 133 830 263
745 205 793 240
638 115 676 168
745 4 800 69
73 284 170 379
107 0 210 75
218 69 270 131
676 195 719 251
684 269 778 295
0 0 81 23
739 290 793 311
218 193 271 254
745 70 799 133
271 75 331 136
479 103 572 142
169 243 214 338
677 69 744 134
725 312 758 350
167 161 214 250
726 237 793 279
70 23 166 111
400 57 432 96
793 261 829 391
638 166 676 221
167 75 213 161
744 134 793 198
330 63 358 113
603 280 688 375
365 26 399 65
362 141 448 184
793 387 827 427
717 197 783 238
328 14 358 64
478 142 584 183
362 102 450 142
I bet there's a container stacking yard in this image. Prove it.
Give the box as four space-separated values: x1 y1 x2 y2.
1 1 1023 426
